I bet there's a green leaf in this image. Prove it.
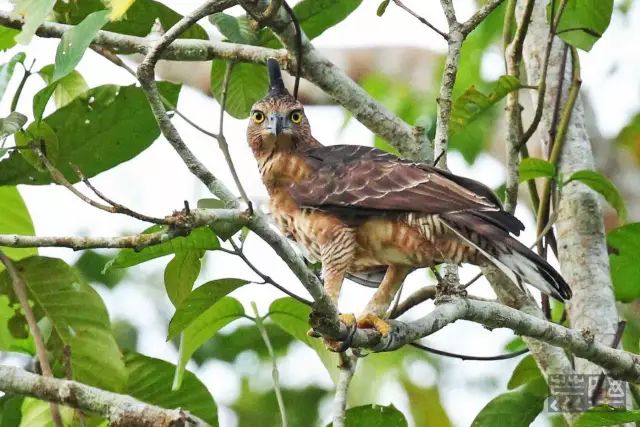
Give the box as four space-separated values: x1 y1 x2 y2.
291 0 362 40
40 65 89 109
168 278 249 340
164 250 203 307
508 355 541 389
18 398 76 427
450 75 521 134
519 158 556 183
549 0 613 51
0 112 27 140
11 0 56 45
54 0 208 40
0 52 26 102
327 404 408 427
269 297 340 382
54 10 110 81
0 26 19 50
616 112 640 165
74 250 125 289
107 226 219 270
607 223 640 302
402 381 452 427
257 0 362 47
565 170 627 223
14 121 59 172
0 186 36 262
0 295 34 354
0 256 126 391
125 352 217 426
0 82 181 186
209 13 256 44
574 406 640 426
471 378 548 427
210 61 268 119
175 297 245 389
377 0 391 16
0 395 23 427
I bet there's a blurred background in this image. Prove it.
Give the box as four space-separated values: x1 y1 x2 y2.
1 0 639 425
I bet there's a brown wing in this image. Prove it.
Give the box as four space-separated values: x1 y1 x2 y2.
291 145 524 234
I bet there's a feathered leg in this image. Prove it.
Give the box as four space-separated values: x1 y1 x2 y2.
359 265 411 335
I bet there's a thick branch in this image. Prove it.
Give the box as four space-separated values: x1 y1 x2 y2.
0 10 424 163
0 365 208 427
312 297 640 383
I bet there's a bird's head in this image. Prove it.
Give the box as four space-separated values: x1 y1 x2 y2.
247 58 314 155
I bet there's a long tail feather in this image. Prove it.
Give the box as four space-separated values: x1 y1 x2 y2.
441 212 572 301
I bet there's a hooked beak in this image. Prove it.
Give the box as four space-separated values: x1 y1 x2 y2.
267 113 289 136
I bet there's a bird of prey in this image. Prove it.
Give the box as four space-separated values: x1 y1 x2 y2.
246 58 571 341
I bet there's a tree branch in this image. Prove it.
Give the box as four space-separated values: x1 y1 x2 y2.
332 352 357 427
0 365 209 427
0 9 424 163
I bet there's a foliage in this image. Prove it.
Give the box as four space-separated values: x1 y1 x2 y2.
607 223 640 302
0 82 181 186
518 158 556 182
565 170 627 223
548 0 614 51
328 404 408 427
0 186 36 262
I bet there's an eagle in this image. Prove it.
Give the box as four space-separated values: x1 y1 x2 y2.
246 58 571 342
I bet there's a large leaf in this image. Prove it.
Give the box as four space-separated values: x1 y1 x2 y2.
0 395 23 427
269 297 339 382
210 61 268 119
54 9 110 81
519 158 556 183
125 352 217 426
174 296 245 389
327 405 408 427
106 226 220 270
471 378 548 426
258 0 362 46
0 295 34 354
450 75 521 134
209 13 256 44
0 52 26 102
164 250 204 307
0 26 19 50
607 223 640 302
168 278 249 340
402 380 452 427
574 407 640 426
11 0 56 44
54 0 208 40
549 0 613 51
565 170 627 223
39 65 89 109
0 256 126 392
0 82 180 185
31 10 109 120
507 355 541 389
617 112 640 165
18 398 75 427
0 186 36 262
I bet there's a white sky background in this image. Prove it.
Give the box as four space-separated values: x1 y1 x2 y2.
1 0 639 426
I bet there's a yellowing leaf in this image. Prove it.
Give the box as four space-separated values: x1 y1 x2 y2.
107 0 137 21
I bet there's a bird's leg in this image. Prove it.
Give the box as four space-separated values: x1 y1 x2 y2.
310 234 357 351
358 266 411 336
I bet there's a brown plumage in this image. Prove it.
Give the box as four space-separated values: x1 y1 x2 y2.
247 59 571 336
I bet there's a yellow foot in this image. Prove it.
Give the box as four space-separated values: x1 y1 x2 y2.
357 313 391 336
310 313 358 352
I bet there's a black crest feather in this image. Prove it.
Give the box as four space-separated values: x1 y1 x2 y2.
267 58 288 97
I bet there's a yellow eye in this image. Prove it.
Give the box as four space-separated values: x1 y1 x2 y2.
290 111 303 124
252 111 265 123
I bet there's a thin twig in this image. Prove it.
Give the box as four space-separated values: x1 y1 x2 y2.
518 0 569 149
10 59 35 112
535 46 581 257
333 352 357 427
251 302 288 427
228 239 312 305
591 321 626 405
390 286 436 318
0 251 63 427
216 62 252 209
392 0 448 39
410 342 529 361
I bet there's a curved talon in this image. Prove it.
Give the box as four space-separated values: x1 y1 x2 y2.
357 313 391 336
318 313 358 352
